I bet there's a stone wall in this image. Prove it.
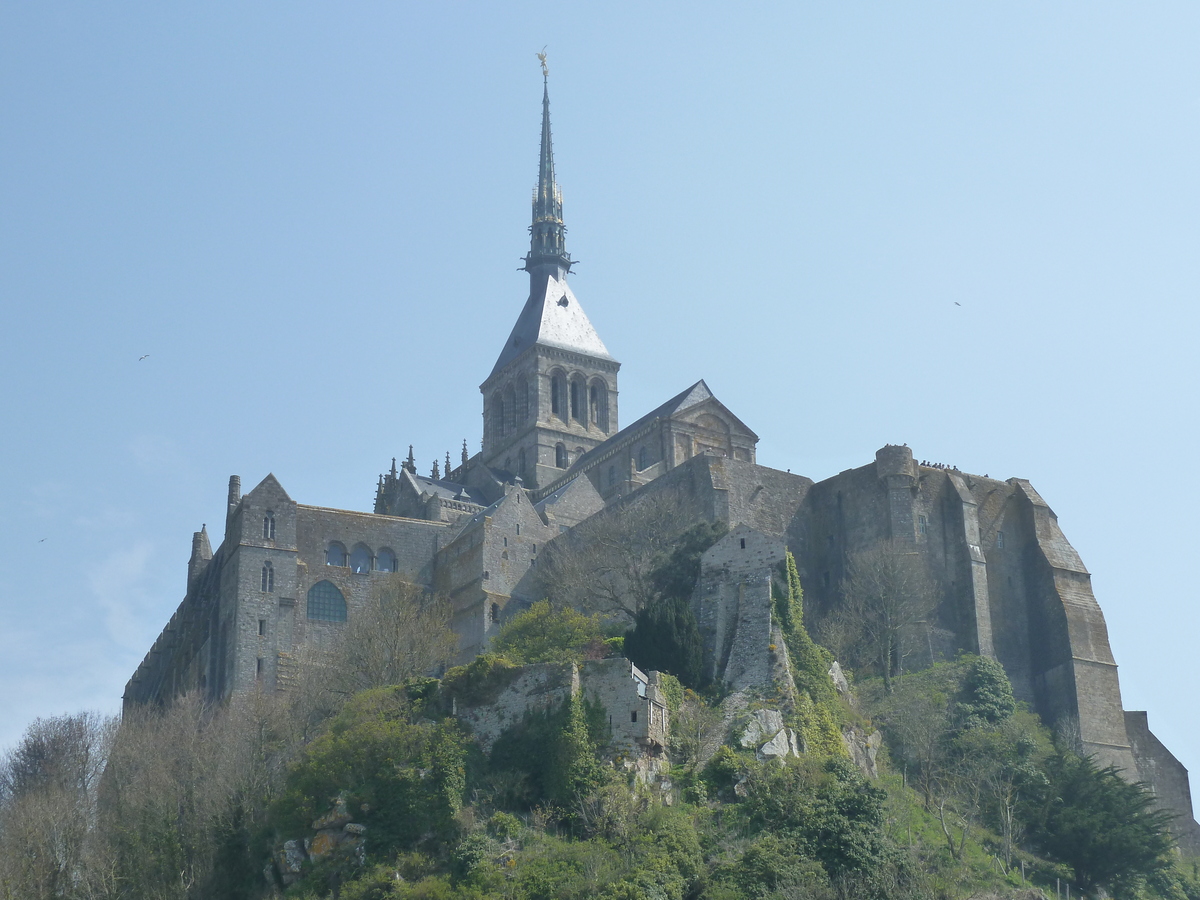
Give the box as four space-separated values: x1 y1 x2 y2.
1125 711 1200 853
693 526 785 690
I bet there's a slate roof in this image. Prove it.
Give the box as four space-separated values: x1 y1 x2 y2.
488 276 614 379
407 471 487 506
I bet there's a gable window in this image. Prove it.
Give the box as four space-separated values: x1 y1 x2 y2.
307 580 347 622
263 512 275 540
261 561 274 592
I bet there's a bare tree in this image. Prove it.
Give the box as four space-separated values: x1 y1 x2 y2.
533 492 690 622
668 690 724 771
838 541 937 692
330 578 458 693
0 712 115 900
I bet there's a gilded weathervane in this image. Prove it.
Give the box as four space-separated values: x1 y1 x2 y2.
537 47 548 79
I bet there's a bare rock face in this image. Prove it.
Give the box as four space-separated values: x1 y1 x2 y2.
841 726 883 779
739 709 785 748
828 661 853 706
312 795 352 830
275 840 306 887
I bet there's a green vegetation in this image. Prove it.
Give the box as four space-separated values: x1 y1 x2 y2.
490 600 605 666
1 537 1189 900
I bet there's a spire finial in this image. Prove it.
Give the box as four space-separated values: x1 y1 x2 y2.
523 54 572 280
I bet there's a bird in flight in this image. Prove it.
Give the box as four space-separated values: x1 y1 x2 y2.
954 302 961 307
38 538 46 543
139 354 150 361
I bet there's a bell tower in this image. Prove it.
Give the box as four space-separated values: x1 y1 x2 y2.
480 59 619 489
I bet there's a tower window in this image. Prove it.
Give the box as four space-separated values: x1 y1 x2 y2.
551 373 565 418
555 442 568 468
261 562 274 592
307 580 347 622
997 531 1005 549
570 380 581 421
918 515 928 535
258 618 266 636
518 448 527 475
263 512 275 540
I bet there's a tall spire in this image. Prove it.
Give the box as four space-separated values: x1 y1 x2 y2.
524 54 572 280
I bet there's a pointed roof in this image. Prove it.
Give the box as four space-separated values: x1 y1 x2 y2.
488 274 613 378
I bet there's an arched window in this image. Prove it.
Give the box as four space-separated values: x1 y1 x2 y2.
518 448 526 475
589 378 609 432
517 377 529 423
261 561 274 592
263 511 275 540
375 548 397 573
570 375 587 422
550 371 566 419
349 543 372 574
325 542 347 567
504 384 517 432
555 443 568 469
637 446 649 471
306 580 346 622
491 392 505 440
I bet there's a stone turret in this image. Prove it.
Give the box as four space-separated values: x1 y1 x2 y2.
187 525 212 589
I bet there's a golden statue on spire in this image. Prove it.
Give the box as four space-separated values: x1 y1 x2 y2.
537 47 548 78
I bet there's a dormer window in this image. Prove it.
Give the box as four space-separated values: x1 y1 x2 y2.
263 512 275 540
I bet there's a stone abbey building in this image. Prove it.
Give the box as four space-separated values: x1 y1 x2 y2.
125 75 1199 849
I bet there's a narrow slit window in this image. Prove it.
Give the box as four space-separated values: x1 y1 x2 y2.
918 515 928 535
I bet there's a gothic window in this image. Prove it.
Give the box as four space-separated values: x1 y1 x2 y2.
307 580 347 622
375 548 397 573
588 378 610 432
263 511 275 540
518 448 527 475
589 384 599 424
260 561 274 592
570 379 581 421
555 443 567 469
325 542 347 567
349 543 372 574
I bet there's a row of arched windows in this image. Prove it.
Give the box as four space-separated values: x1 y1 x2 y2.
325 542 397 574
549 369 609 432
489 372 611 443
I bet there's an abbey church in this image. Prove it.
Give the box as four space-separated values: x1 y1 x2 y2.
125 76 1199 849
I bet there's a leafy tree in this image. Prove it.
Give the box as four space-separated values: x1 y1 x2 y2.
623 595 704 688
954 655 1016 729
271 685 467 857
1025 749 1176 895
546 694 607 809
491 599 604 665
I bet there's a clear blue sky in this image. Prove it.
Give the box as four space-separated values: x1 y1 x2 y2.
2 3 1197 812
